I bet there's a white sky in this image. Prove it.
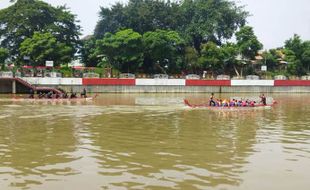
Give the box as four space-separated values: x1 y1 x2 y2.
1 0 310 49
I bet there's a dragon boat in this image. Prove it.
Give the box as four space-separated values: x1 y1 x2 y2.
10 94 98 103
184 99 276 109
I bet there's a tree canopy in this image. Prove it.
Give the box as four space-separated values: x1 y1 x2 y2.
284 34 310 75
19 32 73 66
236 26 263 60
180 0 248 51
94 0 182 38
1 0 309 77
96 29 144 73
94 0 248 52
142 29 184 74
0 0 80 63
0 48 9 65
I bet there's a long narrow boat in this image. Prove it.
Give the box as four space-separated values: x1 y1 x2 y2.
10 94 98 103
184 99 276 109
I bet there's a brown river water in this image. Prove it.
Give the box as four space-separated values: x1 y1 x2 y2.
0 93 310 190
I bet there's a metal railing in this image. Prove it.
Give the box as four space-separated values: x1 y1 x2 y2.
246 75 260 80
216 75 230 80
274 75 287 80
153 74 169 79
2 70 310 80
186 74 200 79
83 72 100 78
119 73 135 79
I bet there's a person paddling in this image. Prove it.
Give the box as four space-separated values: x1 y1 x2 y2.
260 94 267 105
209 93 216 106
70 92 77 99
29 88 35 99
81 88 87 98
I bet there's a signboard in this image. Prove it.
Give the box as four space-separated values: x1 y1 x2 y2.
23 56 30 60
45 61 54 67
261 65 267 71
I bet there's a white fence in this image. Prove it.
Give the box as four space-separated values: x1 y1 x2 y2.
136 79 185 86
231 80 274 86
22 77 82 85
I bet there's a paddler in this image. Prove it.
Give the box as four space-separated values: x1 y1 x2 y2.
47 91 53 99
260 94 267 105
70 92 77 99
29 88 35 99
209 93 216 106
81 88 87 98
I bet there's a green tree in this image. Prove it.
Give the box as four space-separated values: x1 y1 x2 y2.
301 41 310 73
142 29 184 74
80 36 101 67
180 0 248 51
284 34 308 75
236 26 263 60
0 48 9 64
94 0 248 53
283 49 299 75
94 0 181 38
221 43 239 75
96 29 143 73
94 3 126 38
19 32 73 66
262 49 279 72
198 42 224 74
285 34 304 58
184 46 200 74
0 0 80 62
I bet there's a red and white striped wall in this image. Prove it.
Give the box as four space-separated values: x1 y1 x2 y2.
21 78 310 87
22 77 82 85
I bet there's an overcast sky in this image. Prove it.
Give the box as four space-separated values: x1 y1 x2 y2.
1 0 310 49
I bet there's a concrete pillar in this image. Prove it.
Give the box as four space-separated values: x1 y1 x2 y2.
12 80 16 94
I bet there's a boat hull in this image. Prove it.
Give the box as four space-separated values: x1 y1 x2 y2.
184 99 276 109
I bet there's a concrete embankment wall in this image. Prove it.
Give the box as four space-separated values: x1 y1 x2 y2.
52 86 310 93
17 77 310 93
0 77 310 93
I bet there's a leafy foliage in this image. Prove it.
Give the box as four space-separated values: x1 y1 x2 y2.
19 32 73 66
95 0 248 52
199 42 225 73
180 0 248 51
142 30 184 74
0 0 80 62
96 29 143 73
184 46 200 73
0 48 9 64
94 0 182 38
80 36 101 67
3 0 310 77
236 26 263 60
284 34 310 75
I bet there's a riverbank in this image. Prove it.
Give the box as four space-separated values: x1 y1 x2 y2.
1 77 310 93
